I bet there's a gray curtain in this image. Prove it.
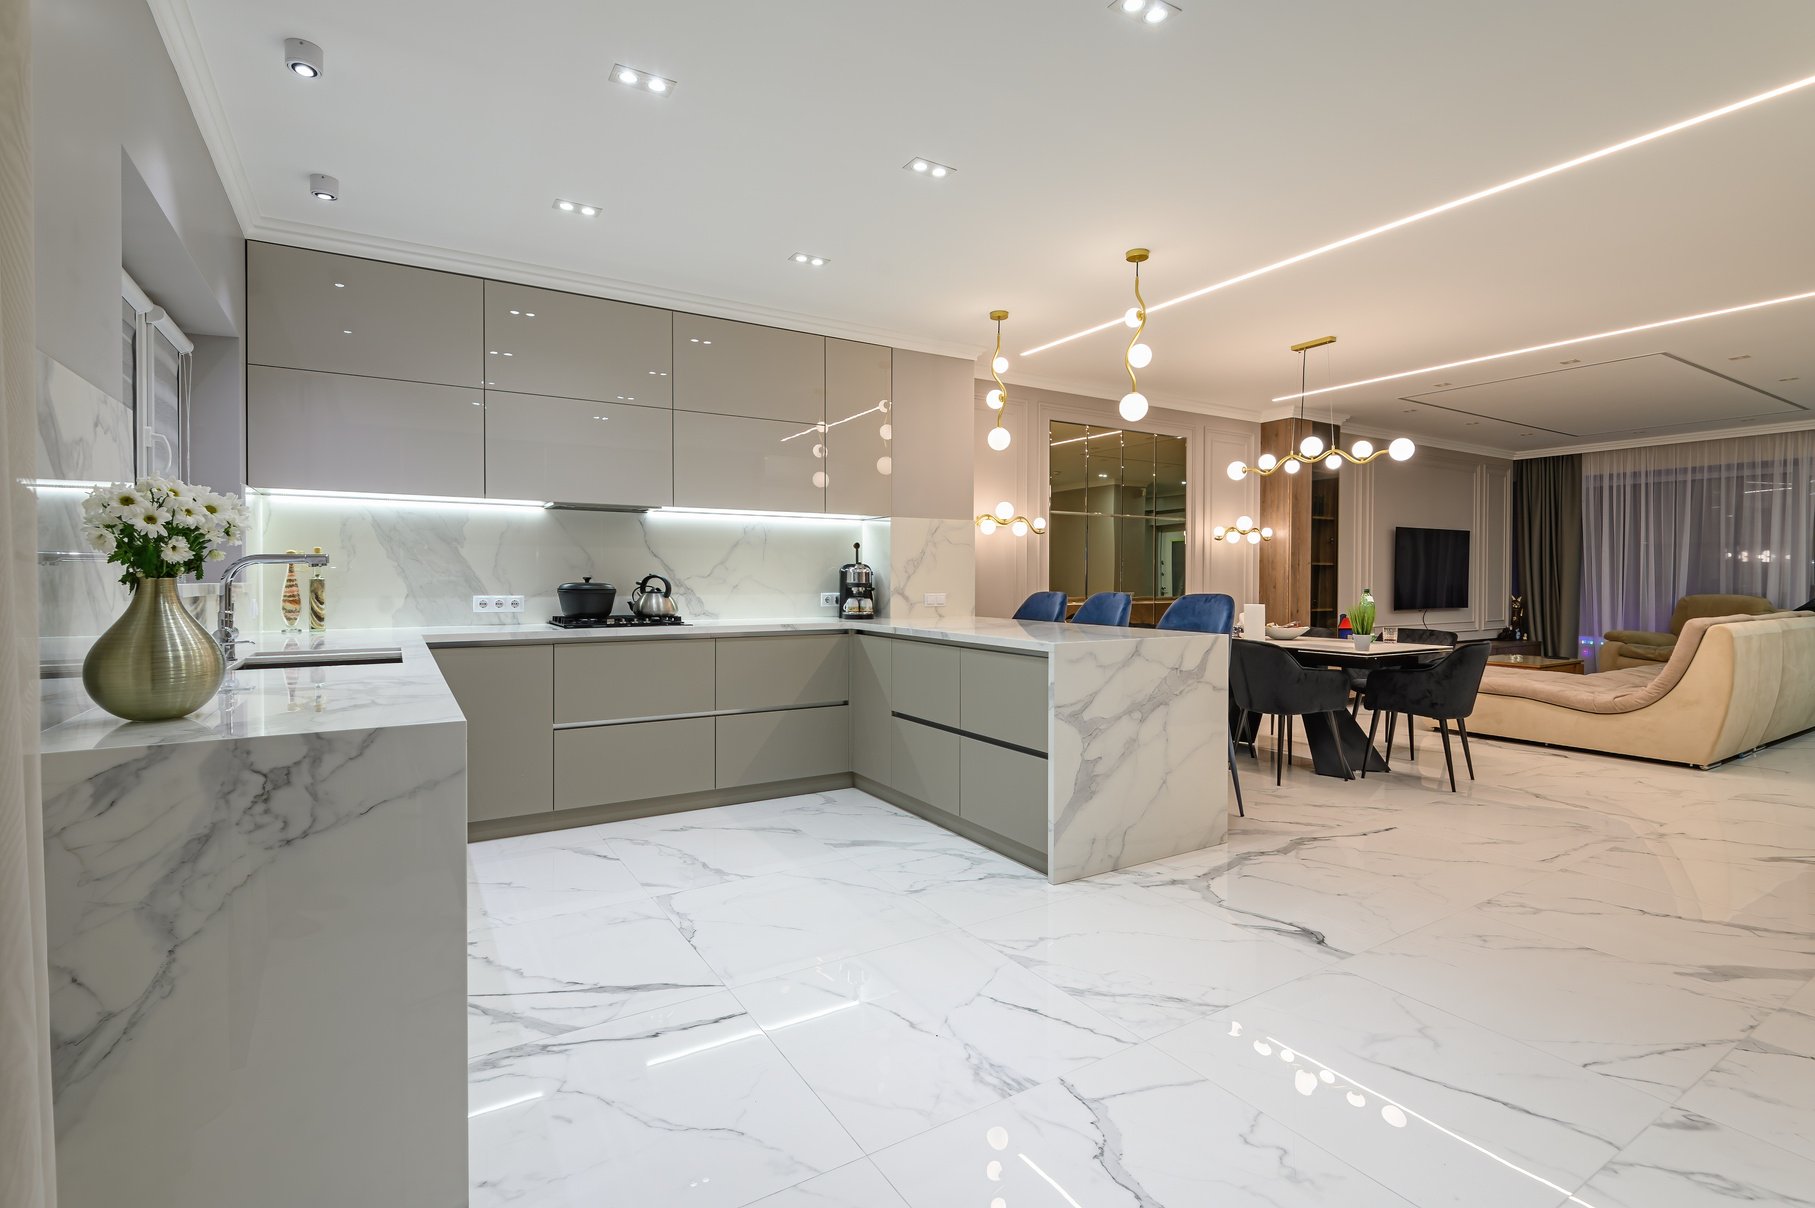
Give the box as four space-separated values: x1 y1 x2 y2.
1514 454 1583 659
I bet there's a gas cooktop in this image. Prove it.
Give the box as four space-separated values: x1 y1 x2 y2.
549 614 687 629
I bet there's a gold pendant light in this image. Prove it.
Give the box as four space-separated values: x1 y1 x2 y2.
1212 517 1273 545
1226 336 1415 480
976 500 1046 537
1119 249 1152 422
984 310 1013 450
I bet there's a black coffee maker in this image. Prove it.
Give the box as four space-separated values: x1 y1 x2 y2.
838 543 876 619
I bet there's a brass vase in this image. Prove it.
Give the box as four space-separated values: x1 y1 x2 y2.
81 577 227 721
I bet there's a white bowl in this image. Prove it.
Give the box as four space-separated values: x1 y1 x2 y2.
1266 624 1311 640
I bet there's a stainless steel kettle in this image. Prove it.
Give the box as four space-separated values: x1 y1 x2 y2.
629 573 679 618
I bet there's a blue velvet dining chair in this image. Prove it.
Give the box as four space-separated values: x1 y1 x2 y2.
1156 593 1245 816
1071 591 1132 627
1011 591 1069 623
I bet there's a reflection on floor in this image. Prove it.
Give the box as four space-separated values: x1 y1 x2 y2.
466 727 1815 1208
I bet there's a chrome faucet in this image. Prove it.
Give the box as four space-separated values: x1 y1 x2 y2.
215 551 329 650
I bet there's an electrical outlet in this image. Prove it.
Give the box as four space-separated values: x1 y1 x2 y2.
923 592 947 607
472 595 515 614
504 595 525 612
819 592 839 608
472 595 493 612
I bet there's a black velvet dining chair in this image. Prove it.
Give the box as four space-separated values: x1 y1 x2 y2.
1348 628 1459 764
1072 591 1132 627
1230 641 1355 784
1011 591 1069 623
1157 594 1244 816
1361 641 1491 792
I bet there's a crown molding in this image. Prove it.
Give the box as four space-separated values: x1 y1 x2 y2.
146 0 260 233
1512 415 1815 459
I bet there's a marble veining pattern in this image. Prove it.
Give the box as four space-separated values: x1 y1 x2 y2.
467 734 1815 1207
885 516 974 620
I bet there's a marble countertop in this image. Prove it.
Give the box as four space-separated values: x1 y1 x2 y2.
417 615 1175 653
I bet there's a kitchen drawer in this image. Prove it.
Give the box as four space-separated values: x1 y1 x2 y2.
484 392 672 508
482 281 671 406
891 716 959 815
554 717 715 810
432 644 553 823
960 738 1048 853
960 649 1049 753
554 640 715 724
716 706 849 789
850 634 893 785
672 313 825 423
671 411 826 513
716 635 848 712
892 639 959 728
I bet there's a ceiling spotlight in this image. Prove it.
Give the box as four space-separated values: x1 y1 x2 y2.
788 252 830 267
1112 0 1182 25
552 198 601 216
308 173 339 201
903 157 956 179
611 63 676 96
284 38 324 79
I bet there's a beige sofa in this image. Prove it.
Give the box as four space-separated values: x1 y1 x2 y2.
1468 612 1815 767
1599 593 1776 671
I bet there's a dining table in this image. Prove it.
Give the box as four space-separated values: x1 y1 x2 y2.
1234 636 1451 778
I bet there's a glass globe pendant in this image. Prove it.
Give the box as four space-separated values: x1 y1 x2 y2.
1117 249 1153 425
984 309 1014 453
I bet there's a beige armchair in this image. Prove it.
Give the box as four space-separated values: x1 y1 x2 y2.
1600 593 1776 671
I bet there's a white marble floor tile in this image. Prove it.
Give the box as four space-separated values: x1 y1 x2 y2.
601 818 851 895
1478 867 1815 1008
964 885 1329 1039
659 859 951 987
871 1043 1416 1208
469 992 861 1208
839 842 1100 928
741 1159 910 1208
1153 969 1668 1208
466 840 652 926
734 930 1134 1152
1573 1108 1815 1208
1677 977 1815 1161
1557 841 1815 912
1636 798 1815 871
1346 910 1771 1099
467 897 723 1058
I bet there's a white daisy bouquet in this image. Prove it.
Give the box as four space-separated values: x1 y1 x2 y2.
80 478 251 585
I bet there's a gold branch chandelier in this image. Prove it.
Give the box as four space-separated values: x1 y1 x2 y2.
1226 336 1415 480
984 310 1013 451
976 500 1045 537
1213 517 1272 544
1119 249 1153 422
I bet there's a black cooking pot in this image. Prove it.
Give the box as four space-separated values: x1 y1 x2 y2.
557 576 616 618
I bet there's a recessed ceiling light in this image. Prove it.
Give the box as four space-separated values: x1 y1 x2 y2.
509 309 520 315
309 173 339 201
525 312 535 317
552 198 601 217
341 329 352 335
903 157 955 179
284 38 324 79
333 282 344 288
611 63 676 96
789 252 830 267
1112 0 1181 25
1024 69 1815 357
1274 288 1815 403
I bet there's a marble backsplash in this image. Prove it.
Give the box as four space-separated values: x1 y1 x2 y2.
251 496 878 628
36 354 134 640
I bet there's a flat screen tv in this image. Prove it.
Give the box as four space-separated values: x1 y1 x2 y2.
1393 527 1470 611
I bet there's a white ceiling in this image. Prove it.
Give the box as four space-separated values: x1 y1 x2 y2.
152 0 1815 455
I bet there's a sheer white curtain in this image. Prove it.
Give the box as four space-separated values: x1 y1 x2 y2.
1582 430 1815 637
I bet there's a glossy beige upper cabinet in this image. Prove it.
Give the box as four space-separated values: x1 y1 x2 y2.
481 282 672 406
672 411 825 513
247 366 484 496
247 243 482 387
672 313 825 423
825 339 893 517
483 393 672 507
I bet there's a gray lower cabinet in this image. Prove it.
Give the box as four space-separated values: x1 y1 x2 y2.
717 706 850 789
672 411 827 513
555 640 715 724
717 635 848 712
850 635 893 785
672 313 825 423
481 281 672 406
432 644 554 823
893 639 960 727
484 393 672 507
554 717 715 809
247 365 484 496
248 242 482 387
960 738 1048 852
892 716 960 815
960 649 1048 753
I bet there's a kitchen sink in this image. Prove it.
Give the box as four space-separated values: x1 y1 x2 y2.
233 647 403 671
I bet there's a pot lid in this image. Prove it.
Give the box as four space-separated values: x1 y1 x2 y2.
559 576 615 592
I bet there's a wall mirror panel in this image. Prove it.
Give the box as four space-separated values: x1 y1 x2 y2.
1048 421 1187 624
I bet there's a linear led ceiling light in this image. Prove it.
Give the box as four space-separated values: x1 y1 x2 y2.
1023 71 1815 357
1271 289 1815 404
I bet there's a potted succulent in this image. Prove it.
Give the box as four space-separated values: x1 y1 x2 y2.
1351 588 1377 651
78 478 250 720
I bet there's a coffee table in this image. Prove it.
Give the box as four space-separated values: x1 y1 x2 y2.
1487 653 1585 674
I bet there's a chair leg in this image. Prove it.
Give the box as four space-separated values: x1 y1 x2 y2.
1275 716 1285 786
1404 713 1416 761
1350 693 1361 718
1438 718 1457 793
1364 707 1382 778
1457 719 1476 781
1383 711 1397 769
1227 735 1245 817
